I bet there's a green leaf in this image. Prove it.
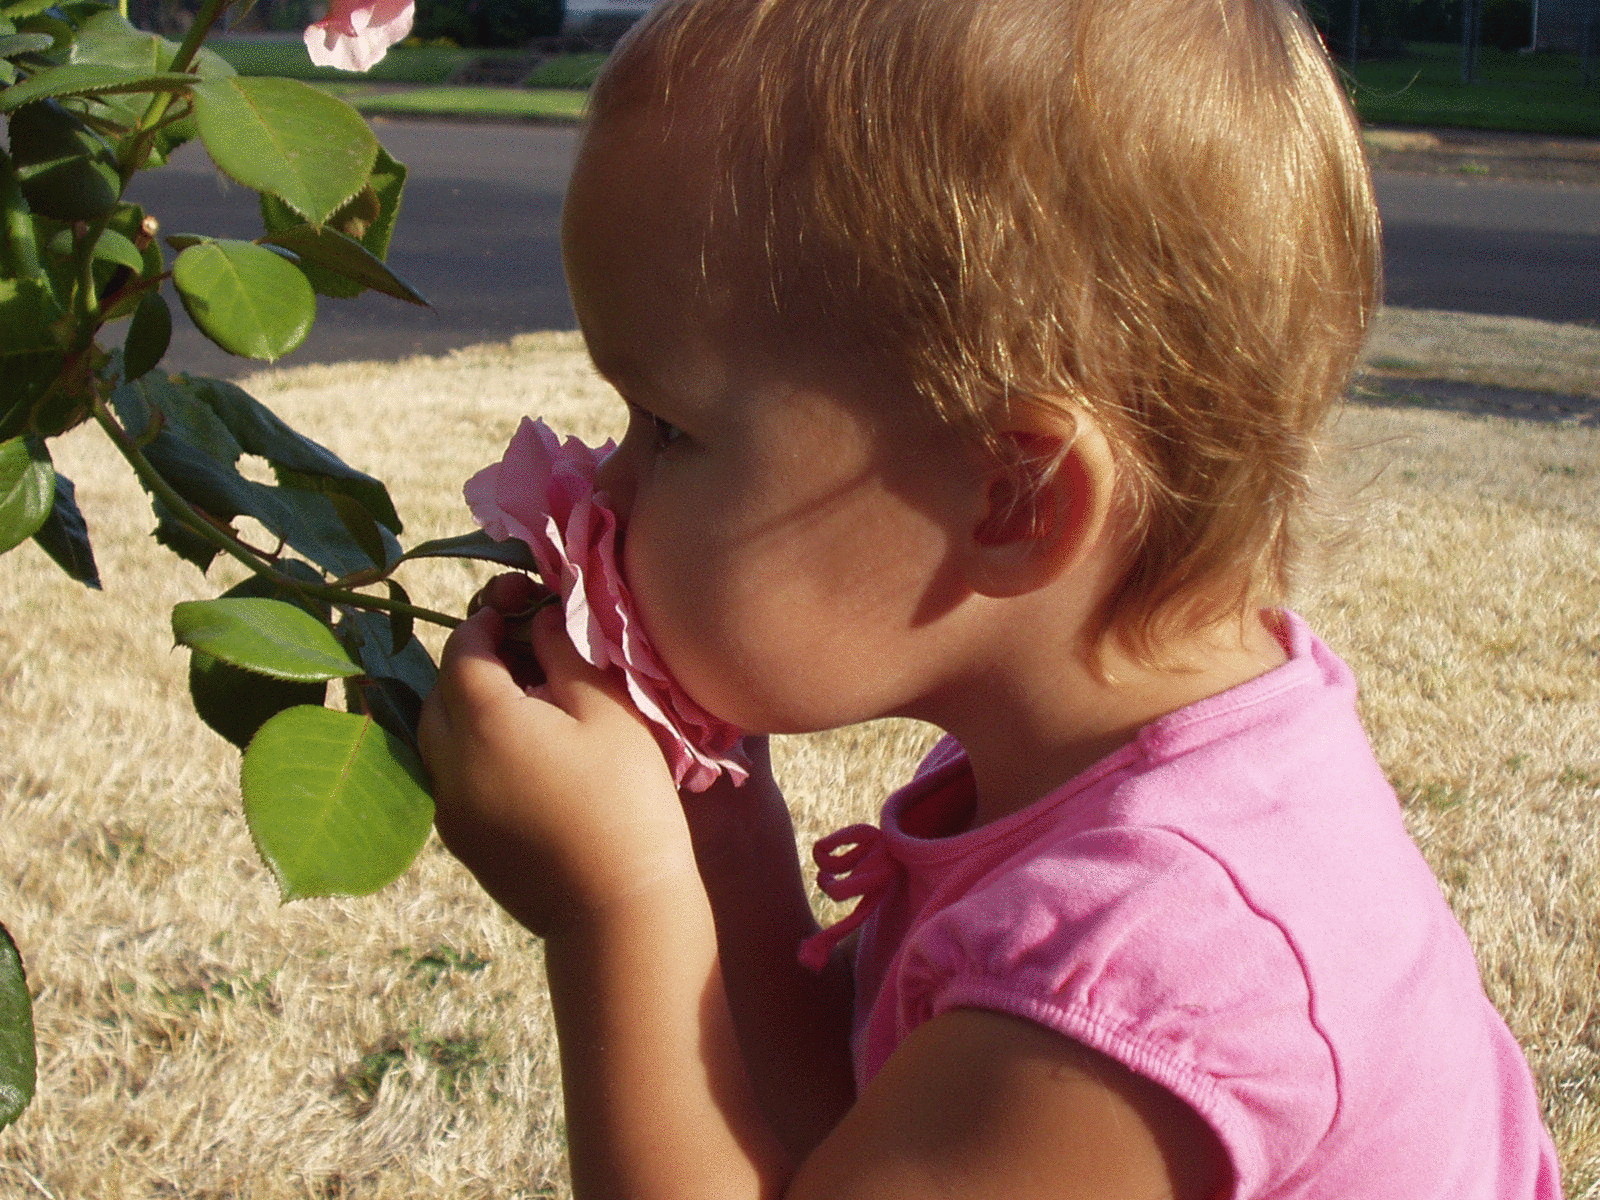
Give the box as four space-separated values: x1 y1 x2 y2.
0 275 65 420
123 289 170 381
0 31 52 57
1 0 59 20
335 605 436 745
45 223 141 270
172 596 362 683
150 492 219 571
0 435 54 555
0 145 43 280
57 10 229 149
69 9 233 78
0 63 195 111
172 239 315 361
218 557 330 618
262 146 407 300
181 375 402 533
185 568 337 746
0 920 36 1132
349 673 425 748
30 469 98 587
69 7 176 70
241 706 434 901
400 528 540 572
338 605 437 700
269 484 399 576
111 376 392 578
192 76 377 227
261 224 427 307
10 12 70 57
327 489 391 570
384 580 413 659
190 651 327 751
7 97 118 221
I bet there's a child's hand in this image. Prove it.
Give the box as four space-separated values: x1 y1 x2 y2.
418 585 702 940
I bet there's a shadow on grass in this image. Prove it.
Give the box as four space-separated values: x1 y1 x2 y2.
1351 375 1600 427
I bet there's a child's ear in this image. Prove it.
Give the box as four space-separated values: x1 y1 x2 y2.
965 416 1115 599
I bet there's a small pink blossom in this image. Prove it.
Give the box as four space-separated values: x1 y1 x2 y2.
304 0 414 73
465 418 750 793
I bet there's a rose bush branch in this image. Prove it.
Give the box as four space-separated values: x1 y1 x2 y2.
0 0 514 1134
89 391 464 629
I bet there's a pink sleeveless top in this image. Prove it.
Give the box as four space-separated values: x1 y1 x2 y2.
802 612 1561 1199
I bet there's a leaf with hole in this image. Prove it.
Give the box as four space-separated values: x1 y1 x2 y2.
173 239 315 361
242 706 434 901
192 76 376 227
183 374 402 534
112 376 393 577
172 597 362 683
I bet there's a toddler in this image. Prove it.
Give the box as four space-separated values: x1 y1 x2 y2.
417 0 1563 1196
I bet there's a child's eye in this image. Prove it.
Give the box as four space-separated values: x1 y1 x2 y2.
648 413 684 449
628 403 685 451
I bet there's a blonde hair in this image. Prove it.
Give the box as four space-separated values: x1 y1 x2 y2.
591 0 1381 662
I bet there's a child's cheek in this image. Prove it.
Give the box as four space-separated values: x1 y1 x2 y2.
621 505 762 721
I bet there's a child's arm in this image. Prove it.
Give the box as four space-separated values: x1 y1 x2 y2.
421 608 1229 1200
679 746 859 1158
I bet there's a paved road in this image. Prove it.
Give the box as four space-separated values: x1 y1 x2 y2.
130 121 582 378
127 119 1599 379
1373 172 1599 325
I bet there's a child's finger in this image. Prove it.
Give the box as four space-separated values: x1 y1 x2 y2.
433 606 529 716
526 603 635 721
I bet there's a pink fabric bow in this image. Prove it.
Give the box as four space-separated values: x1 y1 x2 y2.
304 0 414 72
797 823 898 971
464 417 750 793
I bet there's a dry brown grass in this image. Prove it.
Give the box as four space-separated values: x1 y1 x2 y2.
2 318 1596 1198
1362 307 1600 398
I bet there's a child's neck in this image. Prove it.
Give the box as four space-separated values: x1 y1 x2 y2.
933 610 1288 831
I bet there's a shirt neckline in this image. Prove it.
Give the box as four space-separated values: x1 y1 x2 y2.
880 609 1320 864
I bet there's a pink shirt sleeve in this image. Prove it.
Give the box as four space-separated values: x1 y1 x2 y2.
891 825 1338 1195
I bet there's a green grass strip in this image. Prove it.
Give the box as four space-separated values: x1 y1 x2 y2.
350 87 587 121
1347 44 1600 137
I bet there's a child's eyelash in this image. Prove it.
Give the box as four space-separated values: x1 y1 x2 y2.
628 403 685 449
649 413 683 447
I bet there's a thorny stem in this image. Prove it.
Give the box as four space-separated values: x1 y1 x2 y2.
90 395 462 629
121 0 233 178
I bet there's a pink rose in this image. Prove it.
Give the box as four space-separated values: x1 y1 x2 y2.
304 0 414 72
464 418 751 793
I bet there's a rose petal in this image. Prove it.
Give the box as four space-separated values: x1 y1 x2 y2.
466 418 750 791
304 0 414 72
